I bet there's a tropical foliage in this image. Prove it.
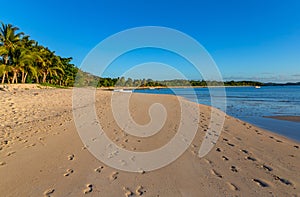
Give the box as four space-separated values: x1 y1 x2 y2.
0 22 77 86
96 77 264 87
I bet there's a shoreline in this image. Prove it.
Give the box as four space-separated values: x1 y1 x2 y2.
1 84 298 141
99 85 258 90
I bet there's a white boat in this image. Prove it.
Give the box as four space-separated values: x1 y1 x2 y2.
113 89 132 93
255 86 261 89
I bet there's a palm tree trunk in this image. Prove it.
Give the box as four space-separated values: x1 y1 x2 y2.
7 74 11 84
42 72 47 83
4 55 8 65
24 73 28 83
12 72 18 84
1 73 5 84
21 71 25 83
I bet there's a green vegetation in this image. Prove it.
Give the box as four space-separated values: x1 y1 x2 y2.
95 77 264 87
0 22 78 86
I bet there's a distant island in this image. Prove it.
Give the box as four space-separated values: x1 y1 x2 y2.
263 82 300 86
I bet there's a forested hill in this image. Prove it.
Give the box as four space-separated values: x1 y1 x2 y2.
75 75 265 87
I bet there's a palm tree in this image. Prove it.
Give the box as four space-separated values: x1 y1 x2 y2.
21 35 36 48
20 37 40 83
58 57 77 86
0 64 11 84
36 47 64 83
0 22 24 65
11 47 40 83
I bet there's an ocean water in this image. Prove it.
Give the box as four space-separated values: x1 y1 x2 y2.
134 86 300 142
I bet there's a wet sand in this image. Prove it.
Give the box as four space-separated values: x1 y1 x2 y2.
0 85 299 196
265 116 300 123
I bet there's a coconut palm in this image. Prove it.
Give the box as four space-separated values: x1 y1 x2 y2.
36 47 64 83
21 35 36 48
0 64 10 84
0 22 23 65
0 46 11 83
11 47 41 83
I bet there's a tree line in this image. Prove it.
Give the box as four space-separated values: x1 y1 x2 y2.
95 77 263 87
0 22 78 86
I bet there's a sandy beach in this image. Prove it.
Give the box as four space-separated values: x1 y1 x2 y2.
0 85 299 196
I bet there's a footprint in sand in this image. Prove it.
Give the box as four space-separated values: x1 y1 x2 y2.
204 158 213 165
82 146 87 150
262 164 273 172
120 144 126 148
227 182 239 191
1 140 9 145
25 143 36 148
122 187 133 197
94 166 104 173
191 150 197 155
138 169 145 174
6 151 16 156
135 185 144 196
109 171 119 181
63 169 74 177
231 166 238 172
293 145 299 149
273 175 293 186
246 156 257 161
68 154 74 161
252 179 269 187
256 132 262 135
114 137 120 142
216 147 222 152
0 161 6 166
211 169 222 178
222 156 229 161
83 184 93 194
227 143 235 147
240 149 249 154
43 188 55 197
191 144 197 148
237 136 243 140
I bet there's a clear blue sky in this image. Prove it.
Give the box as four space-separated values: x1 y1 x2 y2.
2 0 300 82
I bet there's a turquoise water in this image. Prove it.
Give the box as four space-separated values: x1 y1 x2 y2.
134 86 300 142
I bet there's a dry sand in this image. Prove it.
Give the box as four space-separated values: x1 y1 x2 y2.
0 86 299 196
